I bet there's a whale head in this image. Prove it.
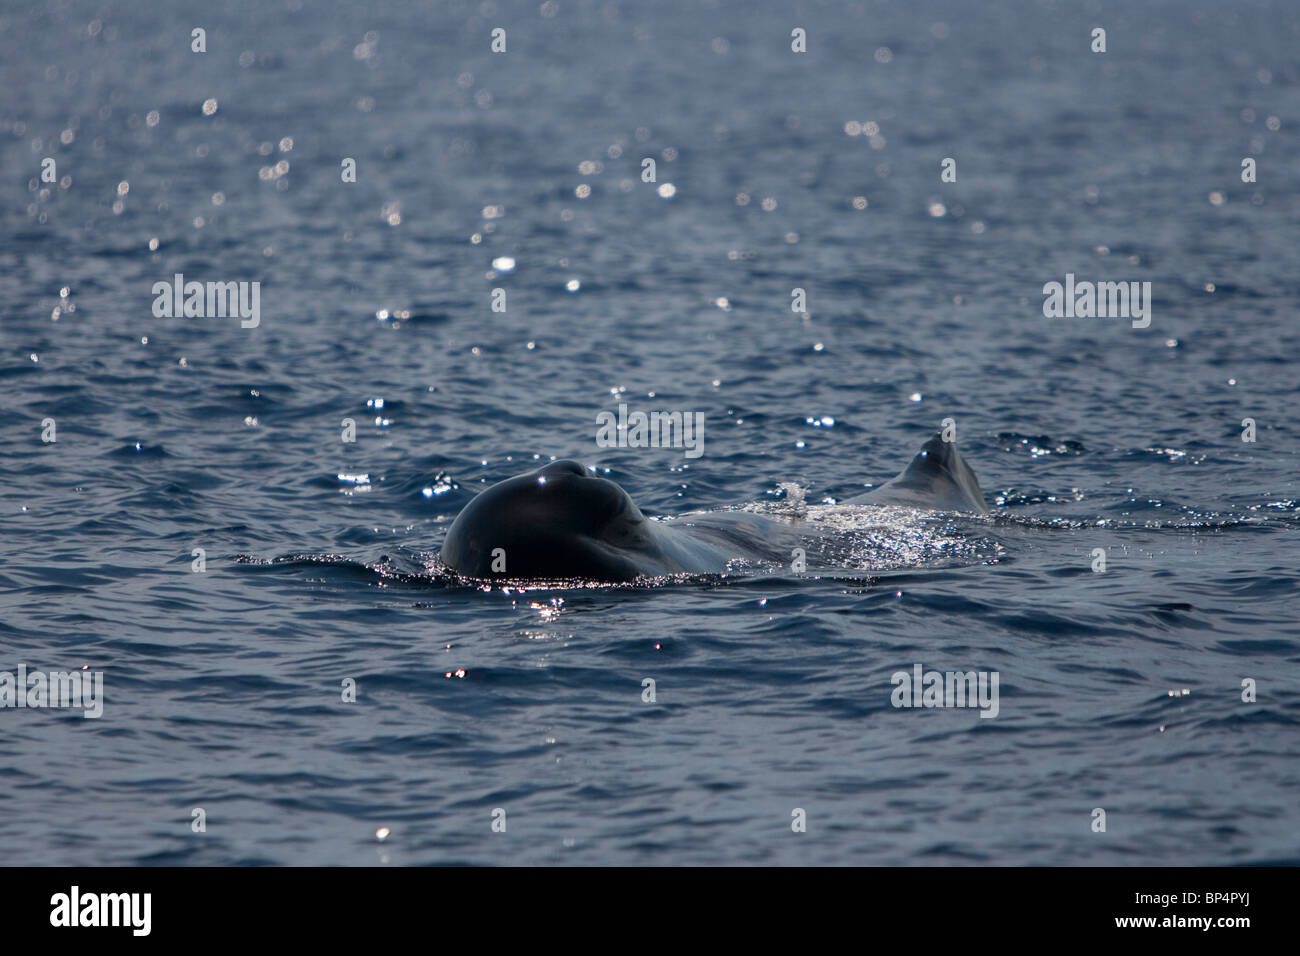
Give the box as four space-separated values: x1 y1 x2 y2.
439 460 659 581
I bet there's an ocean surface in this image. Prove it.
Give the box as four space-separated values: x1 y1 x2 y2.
2 0 1298 865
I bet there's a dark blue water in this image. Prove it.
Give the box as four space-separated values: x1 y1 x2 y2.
2 0 1298 865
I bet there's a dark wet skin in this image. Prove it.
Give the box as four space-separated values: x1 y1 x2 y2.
439 434 987 583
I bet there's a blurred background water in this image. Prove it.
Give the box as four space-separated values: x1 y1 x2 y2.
1 0 1297 865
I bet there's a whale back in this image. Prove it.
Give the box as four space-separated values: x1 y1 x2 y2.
438 433 990 584
851 433 988 513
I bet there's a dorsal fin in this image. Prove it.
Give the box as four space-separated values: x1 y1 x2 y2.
854 432 988 513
